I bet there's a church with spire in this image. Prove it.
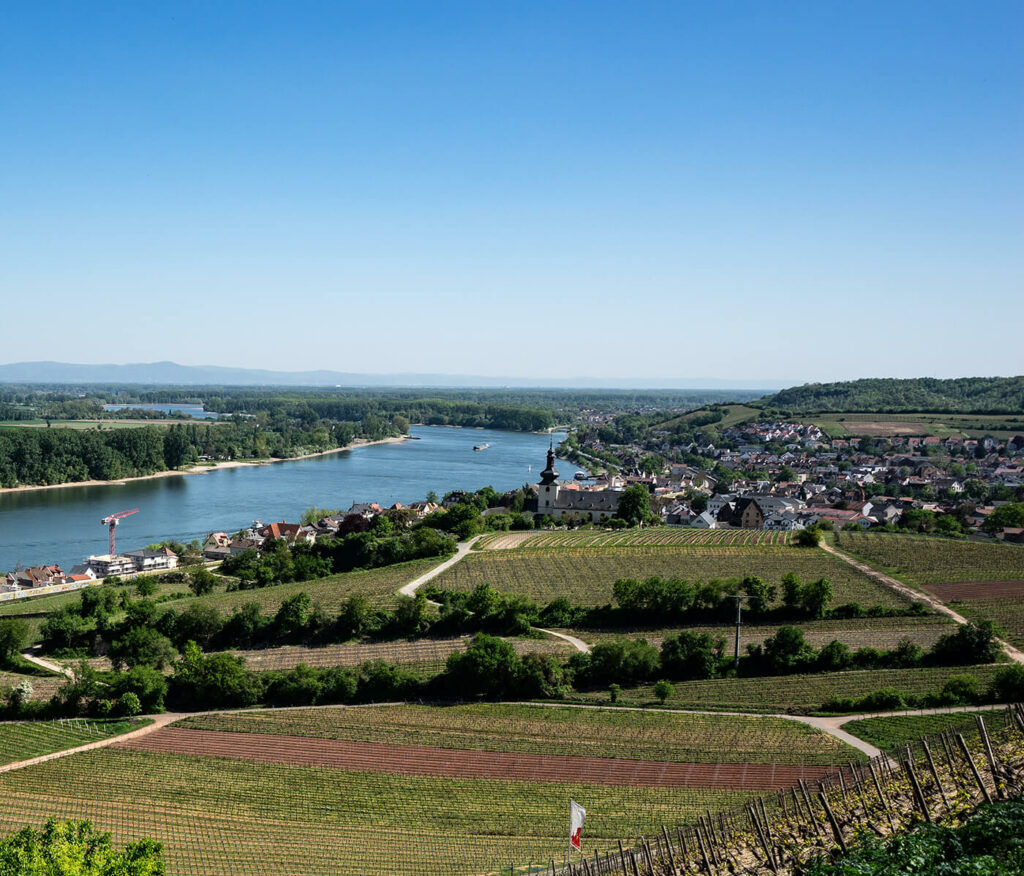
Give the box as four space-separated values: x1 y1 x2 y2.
534 439 622 522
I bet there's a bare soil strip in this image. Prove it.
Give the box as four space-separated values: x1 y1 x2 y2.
926 580 1024 602
118 727 835 790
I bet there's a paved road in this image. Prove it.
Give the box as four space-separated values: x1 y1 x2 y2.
822 541 1024 664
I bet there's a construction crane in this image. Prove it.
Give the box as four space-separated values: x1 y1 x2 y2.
100 509 139 557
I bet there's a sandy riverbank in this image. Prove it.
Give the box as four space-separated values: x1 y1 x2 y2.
0 436 409 496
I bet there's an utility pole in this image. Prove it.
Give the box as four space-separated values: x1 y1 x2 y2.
724 595 748 669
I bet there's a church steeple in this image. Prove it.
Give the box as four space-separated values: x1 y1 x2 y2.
539 438 559 485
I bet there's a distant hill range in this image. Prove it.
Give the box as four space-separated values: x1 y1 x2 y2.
0 361 780 391
761 377 1024 414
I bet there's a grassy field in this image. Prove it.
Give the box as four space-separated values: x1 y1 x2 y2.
837 532 1024 589
568 664 1004 714
792 411 1024 440
0 747 753 875
430 545 909 608
0 576 192 620
176 558 442 615
570 615 956 652
177 703 862 766
0 718 145 766
656 404 763 431
842 709 1011 751
1 560 440 646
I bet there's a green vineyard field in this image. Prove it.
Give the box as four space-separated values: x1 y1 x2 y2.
177 703 860 766
569 663 1004 713
431 546 908 607
0 747 753 876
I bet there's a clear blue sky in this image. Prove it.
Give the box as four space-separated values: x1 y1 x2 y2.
1 1 1021 385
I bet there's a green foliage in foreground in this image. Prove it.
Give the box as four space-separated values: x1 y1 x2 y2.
0 817 163 875
806 800 1024 875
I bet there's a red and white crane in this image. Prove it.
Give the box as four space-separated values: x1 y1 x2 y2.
100 509 139 557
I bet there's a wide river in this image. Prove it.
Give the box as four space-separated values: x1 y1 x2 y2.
0 425 584 573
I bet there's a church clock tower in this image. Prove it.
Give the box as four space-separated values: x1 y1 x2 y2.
537 439 560 516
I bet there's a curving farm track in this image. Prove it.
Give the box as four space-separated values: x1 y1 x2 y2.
119 726 835 791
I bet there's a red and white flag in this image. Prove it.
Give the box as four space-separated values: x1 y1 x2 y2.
569 799 586 852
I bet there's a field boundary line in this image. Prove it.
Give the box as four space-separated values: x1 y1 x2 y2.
821 542 1024 664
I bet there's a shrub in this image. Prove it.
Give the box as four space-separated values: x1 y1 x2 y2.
653 679 673 704
858 688 907 711
932 621 1001 665
116 692 142 717
444 635 522 699
660 631 723 680
795 527 822 547
990 664 1024 702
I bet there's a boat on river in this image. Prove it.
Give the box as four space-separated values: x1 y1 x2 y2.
473 443 490 451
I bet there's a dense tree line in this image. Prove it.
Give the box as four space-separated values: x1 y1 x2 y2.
0 417 384 487
425 573 929 634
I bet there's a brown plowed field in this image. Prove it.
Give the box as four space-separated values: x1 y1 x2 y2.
927 580 1024 602
119 727 833 791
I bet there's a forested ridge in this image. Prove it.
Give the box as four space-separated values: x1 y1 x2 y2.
760 376 1024 414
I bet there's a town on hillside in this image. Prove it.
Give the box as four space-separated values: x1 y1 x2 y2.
562 418 1024 539
4 425 1023 600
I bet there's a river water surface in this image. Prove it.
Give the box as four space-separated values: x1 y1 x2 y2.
0 426 582 572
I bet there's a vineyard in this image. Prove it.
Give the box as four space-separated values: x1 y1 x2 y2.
478 530 792 550
225 636 575 675
122 727 840 790
0 669 62 702
836 532 1024 589
837 533 1024 648
176 704 862 766
430 546 908 607
0 746 754 875
542 704 1024 875
841 710 1004 750
954 598 1024 649
569 664 1005 712
0 718 142 767
573 615 956 652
